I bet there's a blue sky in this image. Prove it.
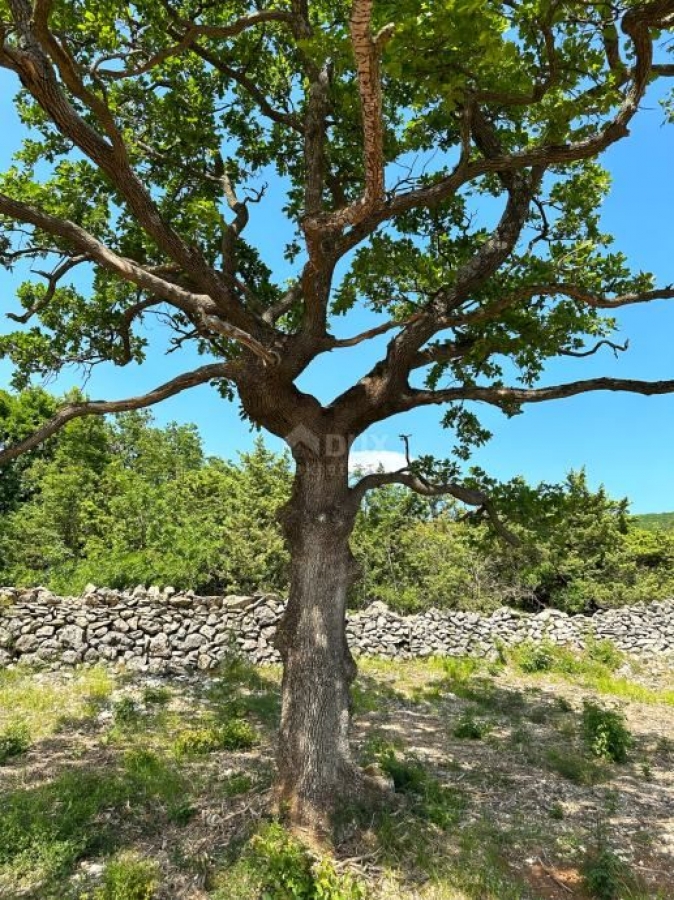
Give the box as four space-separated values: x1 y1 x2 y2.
1 69 673 513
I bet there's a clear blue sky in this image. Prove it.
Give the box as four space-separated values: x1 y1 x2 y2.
1 69 674 513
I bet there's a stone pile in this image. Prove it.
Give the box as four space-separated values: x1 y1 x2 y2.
1 585 673 672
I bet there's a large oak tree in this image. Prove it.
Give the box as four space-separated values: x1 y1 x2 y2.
1 0 674 829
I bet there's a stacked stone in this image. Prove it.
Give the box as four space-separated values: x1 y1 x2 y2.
0 585 285 673
346 601 410 658
1 585 673 671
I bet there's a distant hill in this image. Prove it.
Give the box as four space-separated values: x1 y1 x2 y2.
633 512 674 532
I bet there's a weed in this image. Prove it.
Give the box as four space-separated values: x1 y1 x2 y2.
371 746 466 829
212 822 366 900
585 637 624 671
221 771 254 797
220 718 258 750
513 640 555 673
166 800 197 826
0 721 30 764
94 851 159 900
453 711 490 740
582 845 628 900
545 747 602 785
113 697 141 728
173 719 257 757
582 702 631 763
141 686 171 706
548 803 565 820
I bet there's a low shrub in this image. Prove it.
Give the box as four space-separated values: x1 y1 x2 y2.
173 719 257 757
582 843 633 900
214 822 366 900
112 697 141 727
585 638 624 671
0 721 30 764
513 640 555 673
582 702 631 763
94 851 159 900
453 712 490 740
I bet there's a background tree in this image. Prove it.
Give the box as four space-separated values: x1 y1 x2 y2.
1 0 674 830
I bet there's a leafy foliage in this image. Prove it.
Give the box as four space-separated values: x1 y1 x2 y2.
2 392 674 613
582 702 632 764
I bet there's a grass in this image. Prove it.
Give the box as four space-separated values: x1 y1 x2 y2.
0 646 672 900
0 665 113 740
510 638 674 705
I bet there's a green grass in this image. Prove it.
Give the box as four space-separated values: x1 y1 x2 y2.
510 639 674 705
0 665 113 742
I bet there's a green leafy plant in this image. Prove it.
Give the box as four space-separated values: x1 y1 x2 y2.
141 686 171 706
453 712 491 740
173 719 257 758
94 851 159 900
224 823 366 900
112 697 141 728
585 638 624 671
513 640 555 673
582 702 632 763
0 721 30 764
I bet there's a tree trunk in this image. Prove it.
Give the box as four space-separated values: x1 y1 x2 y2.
274 450 365 831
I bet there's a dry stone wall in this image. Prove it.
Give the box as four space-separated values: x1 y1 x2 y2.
1 585 673 673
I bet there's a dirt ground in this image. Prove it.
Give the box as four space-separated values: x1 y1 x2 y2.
0 652 672 899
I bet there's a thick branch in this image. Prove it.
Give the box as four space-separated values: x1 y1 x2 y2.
403 377 674 413
1 2 260 330
0 362 235 465
332 0 671 256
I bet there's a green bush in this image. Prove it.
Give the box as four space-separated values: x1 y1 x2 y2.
94 851 159 900
582 702 631 763
0 721 30 764
582 845 631 900
219 718 258 751
452 712 490 740
370 746 465 830
513 640 555 673
585 638 623 671
141 686 171 706
216 823 366 900
112 697 141 728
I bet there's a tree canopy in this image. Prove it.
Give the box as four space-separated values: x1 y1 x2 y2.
1 0 674 489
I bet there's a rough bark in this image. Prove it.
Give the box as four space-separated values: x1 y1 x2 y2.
273 448 367 830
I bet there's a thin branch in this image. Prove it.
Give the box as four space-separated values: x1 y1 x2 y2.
330 313 422 348
96 10 296 80
6 254 88 323
0 362 235 465
446 282 674 330
560 338 629 359
350 468 519 545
